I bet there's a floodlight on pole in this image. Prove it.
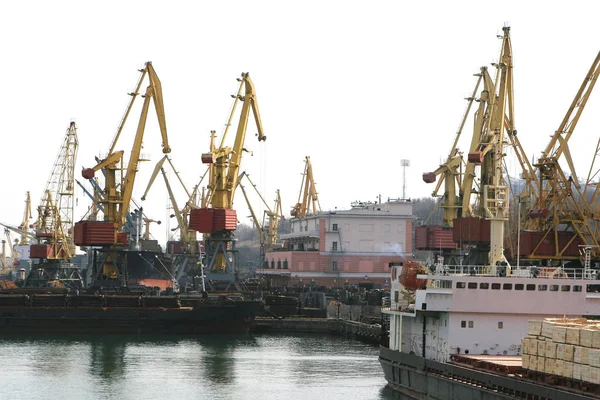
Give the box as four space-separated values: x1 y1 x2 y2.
401 159 410 199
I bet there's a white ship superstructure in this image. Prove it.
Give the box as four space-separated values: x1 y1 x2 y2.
386 264 598 362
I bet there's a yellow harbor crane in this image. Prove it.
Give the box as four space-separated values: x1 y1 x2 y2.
189 72 266 284
422 69 486 227
25 122 82 289
238 172 268 247
142 155 197 252
18 192 32 245
34 121 79 262
422 27 518 267
265 189 283 249
141 155 205 285
3 229 18 268
291 156 321 218
237 172 284 252
76 62 171 286
519 51 600 262
0 237 6 274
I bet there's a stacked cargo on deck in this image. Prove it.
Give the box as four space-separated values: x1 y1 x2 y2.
522 317 600 383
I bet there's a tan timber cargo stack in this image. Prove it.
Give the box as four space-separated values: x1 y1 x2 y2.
522 317 600 383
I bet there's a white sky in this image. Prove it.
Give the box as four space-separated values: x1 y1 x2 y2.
1 1 600 245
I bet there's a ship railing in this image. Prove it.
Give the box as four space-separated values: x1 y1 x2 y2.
432 264 598 280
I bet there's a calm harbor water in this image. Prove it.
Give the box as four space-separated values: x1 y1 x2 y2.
0 332 410 400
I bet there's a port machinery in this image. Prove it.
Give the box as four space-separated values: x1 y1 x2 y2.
420 26 514 269
420 26 600 269
75 61 172 292
24 122 84 289
188 72 267 290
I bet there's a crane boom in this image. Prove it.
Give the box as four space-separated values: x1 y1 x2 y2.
238 173 266 246
539 51 600 183
81 62 171 230
203 73 266 210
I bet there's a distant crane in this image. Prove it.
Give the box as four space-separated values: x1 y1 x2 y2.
4 229 18 267
143 217 161 240
18 192 32 245
34 121 79 261
141 155 202 286
26 122 82 289
238 172 284 252
264 189 284 250
291 156 321 218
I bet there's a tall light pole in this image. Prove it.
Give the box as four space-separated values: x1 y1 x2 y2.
401 159 410 199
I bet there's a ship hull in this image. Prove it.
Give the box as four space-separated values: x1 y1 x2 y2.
0 298 261 334
379 346 593 400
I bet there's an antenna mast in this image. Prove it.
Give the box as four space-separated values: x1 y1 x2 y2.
401 159 410 199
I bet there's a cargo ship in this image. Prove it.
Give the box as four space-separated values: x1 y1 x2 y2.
85 238 177 294
0 290 261 334
379 261 600 399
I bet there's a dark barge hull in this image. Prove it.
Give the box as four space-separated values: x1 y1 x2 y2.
379 346 595 400
0 297 261 334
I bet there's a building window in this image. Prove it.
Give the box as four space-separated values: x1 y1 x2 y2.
270 260 275 269
332 261 338 271
394 291 399 303
498 321 504 329
439 280 452 289
332 241 338 251
283 259 289 269
277 260 282 269
468 321 474 328
461 321 466 328
332 223 338 231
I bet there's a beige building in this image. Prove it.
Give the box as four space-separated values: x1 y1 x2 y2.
260 199 413 288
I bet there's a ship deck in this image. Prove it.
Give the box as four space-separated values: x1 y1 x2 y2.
450 354 523 374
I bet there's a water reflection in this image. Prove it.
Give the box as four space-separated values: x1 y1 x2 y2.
0 333 393 400
89 339 126 379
